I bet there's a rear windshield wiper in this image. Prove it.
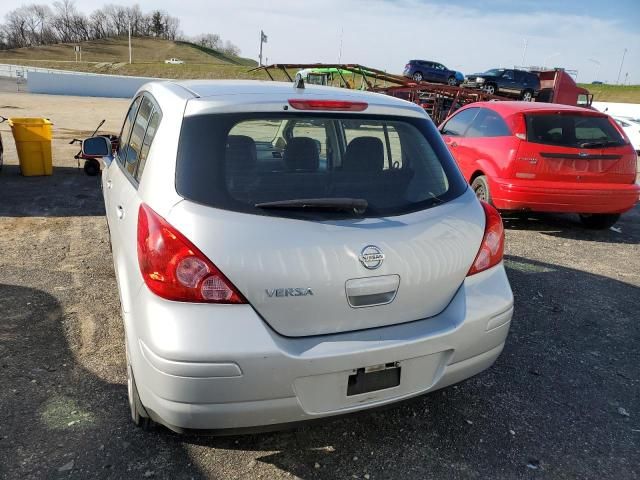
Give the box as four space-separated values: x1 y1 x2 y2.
578 140 621 148
255 198 368 215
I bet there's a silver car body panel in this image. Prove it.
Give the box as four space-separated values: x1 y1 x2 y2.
125 262 512 430
167 188 484 337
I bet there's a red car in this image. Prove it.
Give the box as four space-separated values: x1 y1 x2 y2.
439 102 639 229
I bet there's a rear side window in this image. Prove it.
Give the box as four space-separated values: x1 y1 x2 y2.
466 109 511 138
440 108 478 136
526 114 625 148
176 113 467 219
117 96 141 161
122 97 153 176
135 109 161 181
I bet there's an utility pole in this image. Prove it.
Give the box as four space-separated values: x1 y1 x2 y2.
616 48 627 85
338 27 344 63
588 58 601 81
259 30 267 66
128 20 132 64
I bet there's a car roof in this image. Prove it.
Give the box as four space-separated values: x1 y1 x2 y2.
467 101 601 116
139 80 428 118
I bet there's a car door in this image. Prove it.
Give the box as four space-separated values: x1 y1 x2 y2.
464 108 519 179
104 96 141 244
422 62 436 82
499 70 517 95
439 107 480 180
108 95 156 312
433 63 447 83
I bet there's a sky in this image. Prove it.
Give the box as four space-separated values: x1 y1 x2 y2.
2 0 639 83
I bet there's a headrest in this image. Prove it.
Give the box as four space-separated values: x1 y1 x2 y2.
343 137 385 172
226 135 257 171
283 137 319 171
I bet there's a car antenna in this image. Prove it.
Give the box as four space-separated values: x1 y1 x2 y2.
293 73 305 89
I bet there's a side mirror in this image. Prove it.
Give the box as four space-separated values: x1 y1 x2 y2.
82 136 111 156
82 136 113 165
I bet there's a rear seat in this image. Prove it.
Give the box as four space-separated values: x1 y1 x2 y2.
256 137 330 200
331 137 414 203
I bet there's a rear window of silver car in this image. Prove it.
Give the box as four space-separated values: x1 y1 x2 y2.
176 113 467 219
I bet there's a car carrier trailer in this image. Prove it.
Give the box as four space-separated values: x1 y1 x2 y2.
252 63 592 124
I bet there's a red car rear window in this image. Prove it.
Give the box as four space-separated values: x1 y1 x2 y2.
525 114 625 149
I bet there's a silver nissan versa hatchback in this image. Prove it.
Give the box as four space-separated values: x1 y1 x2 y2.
83 80 514 433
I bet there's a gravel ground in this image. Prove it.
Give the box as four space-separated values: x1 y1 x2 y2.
0 91 638 480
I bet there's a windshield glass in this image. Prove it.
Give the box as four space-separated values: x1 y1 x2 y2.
484 69 504 76
176 113 467 219
526 114 626 148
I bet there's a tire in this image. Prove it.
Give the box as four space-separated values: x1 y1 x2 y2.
126 342 153 430
412 71 423 82
579 213 620 230
447 76 457 86
521 89 534 101
471 175 491 204
484 84 496 95
83 159 100 176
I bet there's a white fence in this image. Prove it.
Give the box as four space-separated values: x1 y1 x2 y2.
27 70 159 98
0 63 159 98
0 63 96 79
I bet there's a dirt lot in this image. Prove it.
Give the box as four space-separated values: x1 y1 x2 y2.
0 90 638 480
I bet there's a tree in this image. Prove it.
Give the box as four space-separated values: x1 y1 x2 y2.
150 10 164 37
0 3 220 55
221 40 240 56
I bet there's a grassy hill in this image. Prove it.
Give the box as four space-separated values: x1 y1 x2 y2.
0 37 260 79
578 83 640 103
1 39 639 103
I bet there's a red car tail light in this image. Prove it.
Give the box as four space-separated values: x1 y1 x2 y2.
137 204 245 304
512 113 527 140
467 201 505 276
288 99 368 111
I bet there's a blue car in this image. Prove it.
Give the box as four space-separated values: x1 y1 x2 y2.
403 60 462 86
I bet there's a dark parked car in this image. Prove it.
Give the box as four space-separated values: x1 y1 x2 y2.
463 69 540 100
403 60 461 85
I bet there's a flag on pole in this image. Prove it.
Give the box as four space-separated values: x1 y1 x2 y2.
261 31 268 43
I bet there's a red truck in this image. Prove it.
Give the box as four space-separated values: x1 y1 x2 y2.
532 68 593 108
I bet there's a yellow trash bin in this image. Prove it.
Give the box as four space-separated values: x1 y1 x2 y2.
8 117 53 176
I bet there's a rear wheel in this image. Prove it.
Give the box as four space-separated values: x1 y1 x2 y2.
447 76 457 86
412 71 423 82
579 213 620 230
471 175 491 204
521 89 534 101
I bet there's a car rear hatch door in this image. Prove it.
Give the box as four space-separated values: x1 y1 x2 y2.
515 111 637 184
168 191 484 337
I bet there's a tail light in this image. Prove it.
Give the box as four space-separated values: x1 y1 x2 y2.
512 113 527 140
467 201 505 276
137 204 245 303
288 99 368 111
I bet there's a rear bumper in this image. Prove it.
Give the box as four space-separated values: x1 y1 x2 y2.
126 264 514 432
491 177 640 213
